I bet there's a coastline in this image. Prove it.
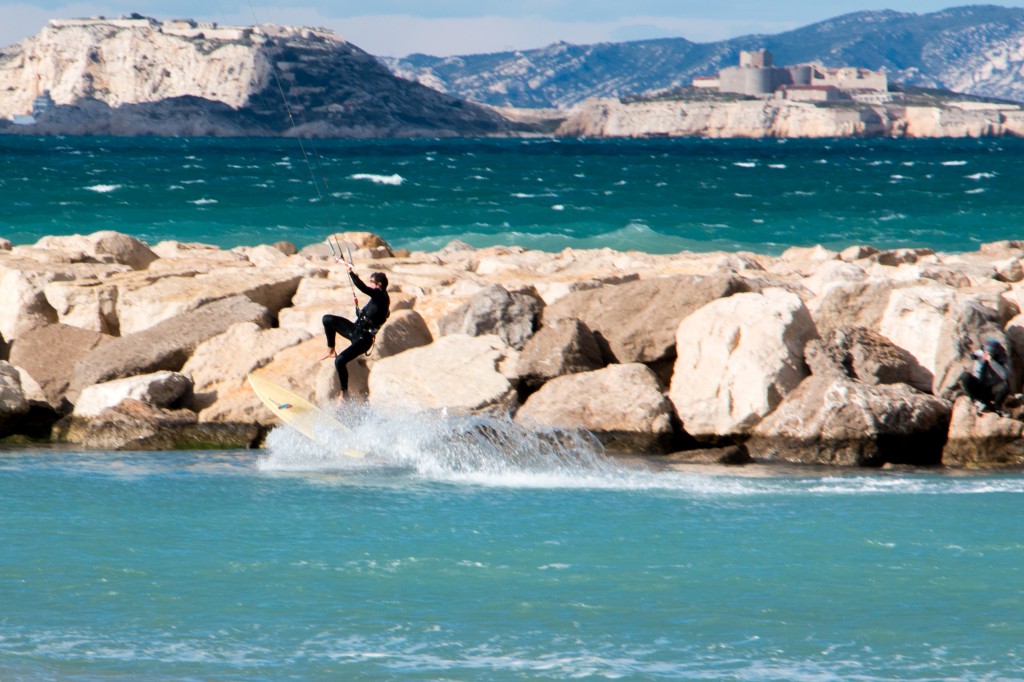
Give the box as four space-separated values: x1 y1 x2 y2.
3 230 1024 469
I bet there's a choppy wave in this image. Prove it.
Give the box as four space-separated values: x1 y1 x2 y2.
8 136 1024 255
350 173 405 185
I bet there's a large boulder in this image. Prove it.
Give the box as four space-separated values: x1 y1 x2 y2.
516 317 606 389
68 295 271 402
543 274 751 366
63 399 260 450
181 322 310 411
373 309 433 358
73 371 193 418
669 289 817 441
35 231 158 270
114 267 304 335
369 334 520 414
437 283 543 350
745 343 951 467
197 337 340 424
8 323 113 408
879 285 1012 396
515 363 674 453
942 396 1024 467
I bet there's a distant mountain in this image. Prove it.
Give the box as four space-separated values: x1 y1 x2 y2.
382 5 1024 108
0 17 516 137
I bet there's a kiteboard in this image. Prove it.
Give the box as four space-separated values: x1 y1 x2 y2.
247 373 364 458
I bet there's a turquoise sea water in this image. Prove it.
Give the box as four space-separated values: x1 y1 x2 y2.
2 419 1023 681
3 135 1024 255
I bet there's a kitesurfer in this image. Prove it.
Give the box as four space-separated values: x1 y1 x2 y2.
320 260 390 401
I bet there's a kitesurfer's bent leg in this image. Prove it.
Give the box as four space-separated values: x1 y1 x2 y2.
333 335 374 395
321 314 356 360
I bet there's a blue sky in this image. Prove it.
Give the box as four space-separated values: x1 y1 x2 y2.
2 1 1021 55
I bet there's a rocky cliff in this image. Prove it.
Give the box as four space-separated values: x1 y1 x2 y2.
556 98 1024 139
385 5 1024 108
0 17 515 137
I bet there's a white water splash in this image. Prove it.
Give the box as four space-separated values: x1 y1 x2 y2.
259 402 633 488
256 403 1024 495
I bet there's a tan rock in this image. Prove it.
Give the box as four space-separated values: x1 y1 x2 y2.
747 369 951 467
516 363 673 453
115 267 303 335
373 309 433 358
69 295 271 402
43 277 120 333
544 274 751 366
182 322 310 410
809 278 902 335
516 317 605 388
437 283 542 350
63 399 259 450
8 323 113 407
233 244 290 267
197 337 332 424
943 396 1024 467
369 334 519 414
34 230 157 270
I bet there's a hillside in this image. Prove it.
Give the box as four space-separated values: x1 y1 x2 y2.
383 5 1024 108
0 16 516 137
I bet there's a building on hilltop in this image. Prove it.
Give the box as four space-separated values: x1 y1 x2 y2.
48 15 252 41
703 49 889 102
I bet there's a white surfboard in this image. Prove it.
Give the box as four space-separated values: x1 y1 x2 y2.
247 374 364 458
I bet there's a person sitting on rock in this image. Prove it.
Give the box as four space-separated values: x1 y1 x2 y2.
319 261 390 402
957 337 1011 414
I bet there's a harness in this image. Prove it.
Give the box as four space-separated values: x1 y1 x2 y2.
355 313 383 355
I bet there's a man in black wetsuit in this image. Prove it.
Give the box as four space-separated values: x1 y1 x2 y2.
320 260 390 401
957 337 1011 415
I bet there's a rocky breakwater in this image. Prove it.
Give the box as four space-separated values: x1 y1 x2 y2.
4 230 1024 468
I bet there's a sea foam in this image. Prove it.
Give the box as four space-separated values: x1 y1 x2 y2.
350 173 405 185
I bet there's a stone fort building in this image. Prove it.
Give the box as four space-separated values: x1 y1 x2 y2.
694 49 888 103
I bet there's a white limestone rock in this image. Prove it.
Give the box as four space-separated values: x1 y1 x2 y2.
669 289 817 440
74 371 193 418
